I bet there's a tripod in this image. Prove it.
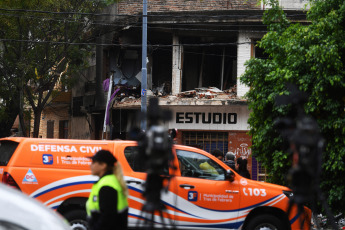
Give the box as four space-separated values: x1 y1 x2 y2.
136 173 175 230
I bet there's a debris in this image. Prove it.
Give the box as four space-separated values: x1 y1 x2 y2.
177 90 197 98
152 82 171 96
177 85 237 99
204 92 216 99
207 87 223 93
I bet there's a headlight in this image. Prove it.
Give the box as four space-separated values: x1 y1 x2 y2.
283 190 294 199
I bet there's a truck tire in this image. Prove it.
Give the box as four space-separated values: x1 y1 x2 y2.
245 214 285 230
64 209 89 230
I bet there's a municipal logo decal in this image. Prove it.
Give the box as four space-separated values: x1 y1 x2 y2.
22 169 38 184
188 191 198 202
240 178 248 186
42 154 53 165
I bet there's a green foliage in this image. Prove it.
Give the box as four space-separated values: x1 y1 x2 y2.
241 0 345 212
0 0 107 136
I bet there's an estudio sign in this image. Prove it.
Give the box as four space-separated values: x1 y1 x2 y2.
169 106 250 131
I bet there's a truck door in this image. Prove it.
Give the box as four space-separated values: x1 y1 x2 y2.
172 148 241 229
119 144 176 228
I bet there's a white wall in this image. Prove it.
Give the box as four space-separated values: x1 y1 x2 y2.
261 0 309 10
237 33 252 98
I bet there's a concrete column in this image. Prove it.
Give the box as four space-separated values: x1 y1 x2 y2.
237 32 251 98
172 35 183 95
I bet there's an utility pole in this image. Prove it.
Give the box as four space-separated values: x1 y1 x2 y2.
141 0 147 131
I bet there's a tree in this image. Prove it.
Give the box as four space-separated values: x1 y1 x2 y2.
0 0 111 137
241 0 345 212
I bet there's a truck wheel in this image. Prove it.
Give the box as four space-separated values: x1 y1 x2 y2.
246 214 285 230
64 210 89 230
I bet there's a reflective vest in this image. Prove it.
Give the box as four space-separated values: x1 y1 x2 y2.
86 174 128 216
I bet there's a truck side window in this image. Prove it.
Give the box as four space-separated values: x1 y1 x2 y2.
124 146 169 175
176 150 225 180
0 141 19 166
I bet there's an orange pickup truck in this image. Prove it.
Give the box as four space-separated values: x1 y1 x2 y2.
0 137 311 230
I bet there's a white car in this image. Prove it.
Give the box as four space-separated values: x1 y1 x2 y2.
0 183 71 230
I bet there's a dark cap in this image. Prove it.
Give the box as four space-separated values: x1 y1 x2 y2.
89 150 117 166
211 149 223 158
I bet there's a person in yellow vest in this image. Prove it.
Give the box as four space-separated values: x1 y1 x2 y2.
86 150 128 230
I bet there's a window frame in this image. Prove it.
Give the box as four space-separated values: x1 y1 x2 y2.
176 149 226 181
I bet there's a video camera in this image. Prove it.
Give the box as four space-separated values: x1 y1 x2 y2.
275 84 323 206
275 83 337 229
135 97 175 229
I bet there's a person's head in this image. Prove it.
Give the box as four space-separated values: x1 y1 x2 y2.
236 157 248 171
225 152 235 161
89 150 117 177
211 149 224 161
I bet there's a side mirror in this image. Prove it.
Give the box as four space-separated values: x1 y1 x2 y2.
225 169 235 182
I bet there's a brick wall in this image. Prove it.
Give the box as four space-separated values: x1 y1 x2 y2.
117 0 260 15
30 106 70 138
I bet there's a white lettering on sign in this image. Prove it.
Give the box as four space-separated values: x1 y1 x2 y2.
243 188 267 197
31 144 102 153
80 146 102 154
201 193 234 202
169 106 250 131
176 112 237 124
60 156 91 165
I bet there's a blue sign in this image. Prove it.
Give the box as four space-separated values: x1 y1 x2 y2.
141 89 147 96
188 191 198 202
42 154 53 165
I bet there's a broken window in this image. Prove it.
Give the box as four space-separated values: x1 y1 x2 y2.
252 39 269 59
181 38 237 91
152 48 172 95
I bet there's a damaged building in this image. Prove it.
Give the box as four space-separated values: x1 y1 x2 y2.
70 0 307 181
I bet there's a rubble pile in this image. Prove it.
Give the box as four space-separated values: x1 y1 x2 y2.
177 85 238 100
111 84 240 107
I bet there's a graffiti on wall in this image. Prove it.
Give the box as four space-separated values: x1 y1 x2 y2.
228 143 251 159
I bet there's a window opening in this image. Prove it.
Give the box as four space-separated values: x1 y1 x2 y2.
182 131 228 155
252 157 268 182
181 38 237 91
47 120 54 138
124 146 169 175
177 149 225 180
59 120 68 139
252 39 269 59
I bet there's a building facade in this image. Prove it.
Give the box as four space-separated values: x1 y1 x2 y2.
69 0 308 180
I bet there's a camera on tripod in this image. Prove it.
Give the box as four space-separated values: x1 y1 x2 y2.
137 97 173 175
274 84 338 229
135 97 175 229
275 83 323 206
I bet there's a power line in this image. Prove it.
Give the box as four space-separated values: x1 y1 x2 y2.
0 8 133 17
0 12 270 34
0 12 268 31
0 11 271 33
0 12 270 27
0 38 253 47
